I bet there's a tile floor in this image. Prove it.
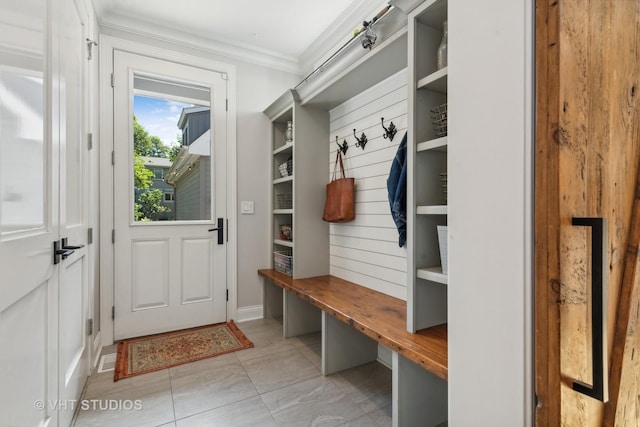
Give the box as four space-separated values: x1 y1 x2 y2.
73 317 392 427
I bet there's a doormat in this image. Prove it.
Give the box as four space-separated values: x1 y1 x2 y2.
114 320 253 381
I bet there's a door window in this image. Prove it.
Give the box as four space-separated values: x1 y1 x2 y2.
0 68 45 235
132 75 212 222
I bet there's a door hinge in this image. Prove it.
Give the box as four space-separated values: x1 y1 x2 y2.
112 306 115 320
111 150 115 165
226 289 229 301
110 73 114 88
226 99 228 111
88 228 93 244
111 229 115 244
221 73 228 80
87 318 93 336
88 133 93 150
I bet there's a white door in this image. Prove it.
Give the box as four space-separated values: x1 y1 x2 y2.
57 0 90 425
0 0 59 425
113 51 227 340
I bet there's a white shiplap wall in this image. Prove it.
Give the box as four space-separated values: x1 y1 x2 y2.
328 68 408 300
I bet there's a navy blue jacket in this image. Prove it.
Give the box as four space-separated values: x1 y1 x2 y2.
387 132 407 247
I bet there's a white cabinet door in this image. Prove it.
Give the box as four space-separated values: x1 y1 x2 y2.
0 0 59 425
57 0 90 425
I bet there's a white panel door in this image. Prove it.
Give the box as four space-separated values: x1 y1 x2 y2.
0 0 59 425
57 0 90 424
113 51 227 340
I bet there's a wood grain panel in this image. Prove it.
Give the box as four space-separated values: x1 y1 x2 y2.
557 0 595 424
604 0 640 424
536 0 640 425
258 269 447 380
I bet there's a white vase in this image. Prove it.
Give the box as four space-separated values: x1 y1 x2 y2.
284 121 293 143
436 20 448 70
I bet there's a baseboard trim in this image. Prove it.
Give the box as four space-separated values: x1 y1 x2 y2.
91 331 103 372
236 305 263 322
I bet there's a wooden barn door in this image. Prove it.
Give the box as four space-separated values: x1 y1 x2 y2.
535 0 640 425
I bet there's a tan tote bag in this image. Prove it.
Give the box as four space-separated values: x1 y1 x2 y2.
322 150 355 222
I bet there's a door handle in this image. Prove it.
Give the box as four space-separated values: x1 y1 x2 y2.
570 217 608 402
208 218 224 245
53 240 74 264
61 237 85 250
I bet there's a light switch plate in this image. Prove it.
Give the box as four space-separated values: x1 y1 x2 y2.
241 201 254 214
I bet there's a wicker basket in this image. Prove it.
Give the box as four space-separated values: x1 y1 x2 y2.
276 193 292 209
430 103 448 137
274 250 293 276
278 158 293 178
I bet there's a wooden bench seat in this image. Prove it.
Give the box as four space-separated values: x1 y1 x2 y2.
258 269 448 381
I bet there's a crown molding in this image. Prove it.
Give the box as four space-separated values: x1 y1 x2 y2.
97 10 301 74
91 0 402 78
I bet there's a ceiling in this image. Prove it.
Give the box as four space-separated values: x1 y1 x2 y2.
92 0 388 74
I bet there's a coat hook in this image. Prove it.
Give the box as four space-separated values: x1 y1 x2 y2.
335 135 348 155
381 117 397 141
353 129 368 150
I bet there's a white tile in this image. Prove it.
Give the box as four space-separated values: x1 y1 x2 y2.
330 362 392 414
260 376 367 427
368 405 392 427
83 369 171 400
170 357 258 419
176 396 276 427
74 381 174 427
241 347 321 394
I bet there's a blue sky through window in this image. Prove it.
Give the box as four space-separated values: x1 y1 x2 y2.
133 95 192 146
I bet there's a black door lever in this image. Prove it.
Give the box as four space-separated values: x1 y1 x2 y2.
53 240 74 264
61 237 85 250
208 218 224 245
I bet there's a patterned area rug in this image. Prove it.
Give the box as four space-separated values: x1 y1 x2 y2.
114 320 253 381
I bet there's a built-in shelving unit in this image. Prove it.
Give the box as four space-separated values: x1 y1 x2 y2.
264 90 329 279
406 0 450 422
262 2 452 424
408 0 448 333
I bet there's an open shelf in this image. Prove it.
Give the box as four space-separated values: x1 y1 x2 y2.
273 176 293 185
273 209 293 215
273 143 293 155
417 136 448 152
417 66 448 93
417 205 448 215
274 239 293 248
417 267 448 285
